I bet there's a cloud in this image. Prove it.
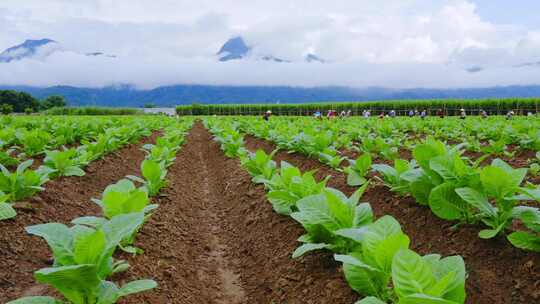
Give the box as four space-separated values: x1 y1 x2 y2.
0 0 540 88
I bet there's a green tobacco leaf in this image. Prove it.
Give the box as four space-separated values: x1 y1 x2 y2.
355 297 387 304
429 183 465 221
455 188 496 217
26 223 74 265
64 166 85 177
7 296 63 304
507 231 540 252
74 229 106 265
292 243 330 258
35 265 100 299
0 202 16 220
392 249 435 298
347 170 367 187
118 280 157 297
399 294 458 304
336 254 385 296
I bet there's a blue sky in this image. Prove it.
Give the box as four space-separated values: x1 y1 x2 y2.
1 0 540 89
474 0 540 28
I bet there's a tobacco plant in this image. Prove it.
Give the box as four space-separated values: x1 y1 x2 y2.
10 213 157 304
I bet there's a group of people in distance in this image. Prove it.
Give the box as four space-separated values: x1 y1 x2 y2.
262 108 533 120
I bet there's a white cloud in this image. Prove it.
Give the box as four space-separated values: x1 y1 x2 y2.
0 0 540 88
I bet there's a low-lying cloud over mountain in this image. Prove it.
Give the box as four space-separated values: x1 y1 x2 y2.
1 1 540 92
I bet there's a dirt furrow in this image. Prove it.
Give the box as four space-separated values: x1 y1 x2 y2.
244 134 540 304
118 122 356 304
0 132 160 303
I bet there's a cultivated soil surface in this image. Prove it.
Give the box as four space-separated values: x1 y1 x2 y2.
0 132 160 303
244 134 540 304
116 122 356 304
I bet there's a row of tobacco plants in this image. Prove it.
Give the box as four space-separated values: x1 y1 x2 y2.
0 116 165 221
6 118 193 304
205 117 468 304
238 117 540 253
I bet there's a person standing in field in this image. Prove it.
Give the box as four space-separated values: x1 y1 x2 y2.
314 110 322 119
389 110 396 117
480 109 488 119
506 110 514 120
408 110 414 117
437 108 444 118
420 110 427 119
460 108 467 119
263 110 272 121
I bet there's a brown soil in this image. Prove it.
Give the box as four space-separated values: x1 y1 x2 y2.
0 132 160 303
244 134 540 304
115 122 356 304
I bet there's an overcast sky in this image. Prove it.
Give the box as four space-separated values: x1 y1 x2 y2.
1 0 540 89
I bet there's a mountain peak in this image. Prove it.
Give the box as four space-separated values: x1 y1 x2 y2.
0 38 58 63
217 36 251 61
305 53 324 63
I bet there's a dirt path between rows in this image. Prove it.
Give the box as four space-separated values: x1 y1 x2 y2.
244 134 540 304
118 122 356 304
0 132 160 303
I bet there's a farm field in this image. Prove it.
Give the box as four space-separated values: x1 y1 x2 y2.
1 115 539 304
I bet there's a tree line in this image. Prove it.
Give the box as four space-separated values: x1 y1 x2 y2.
0 90 66 114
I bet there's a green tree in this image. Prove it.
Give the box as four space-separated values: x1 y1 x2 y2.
41 95 67 110
0 103 14 115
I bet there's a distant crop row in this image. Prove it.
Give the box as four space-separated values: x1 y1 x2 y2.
176 98 540 115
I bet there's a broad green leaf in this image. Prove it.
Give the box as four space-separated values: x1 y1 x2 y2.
74 229 106 265
0 202 16 220
26 223 74 265
507 231 540 252
429 183 465 221
64 166 85 177
96 281 119 304
7 296 62 304
35 265 101 301
292 243 330 258
355 297 386 304
455 188 496 217
354 203 373 227
392 249 435 297
118 280 158 296
399 294 458 304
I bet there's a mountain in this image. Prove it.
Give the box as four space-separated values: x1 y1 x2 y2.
217 37 251 61
3 84 540 107
85 52 117 58
217 36 319 63
305 53 325 63
0 39 117 62
0 39 59 63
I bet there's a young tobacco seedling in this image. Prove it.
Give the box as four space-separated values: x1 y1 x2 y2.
241 149 278 185
336 216 466 304
127 159 168 197
9 213 157 304
266 161 329 215
290 184 372 258
456 159 528 239
372 159 416 195
42 148 86 178
0 159 51 201
344 153 372 186
88 179 157 253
